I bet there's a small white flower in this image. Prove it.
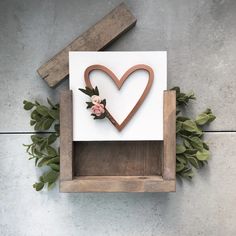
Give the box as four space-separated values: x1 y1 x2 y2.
91 95 102 104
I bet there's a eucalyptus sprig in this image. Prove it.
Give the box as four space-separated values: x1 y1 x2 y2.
23 99 60 191
171 87 216 180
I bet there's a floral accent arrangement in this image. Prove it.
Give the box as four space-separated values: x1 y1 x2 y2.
79 86 107 119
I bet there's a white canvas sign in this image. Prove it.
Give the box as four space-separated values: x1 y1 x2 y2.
69 51 167 141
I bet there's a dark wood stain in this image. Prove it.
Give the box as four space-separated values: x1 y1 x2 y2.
74 141 163 176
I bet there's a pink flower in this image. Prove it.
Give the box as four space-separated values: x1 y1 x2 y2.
91 95 102 104
91 103 105 117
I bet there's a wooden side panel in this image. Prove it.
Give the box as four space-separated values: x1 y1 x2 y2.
163 90 176 180
37 3 137 87
74 141 163 176
60 90 73 181
60 176 175 193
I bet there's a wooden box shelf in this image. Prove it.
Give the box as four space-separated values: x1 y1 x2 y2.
60 90 176 192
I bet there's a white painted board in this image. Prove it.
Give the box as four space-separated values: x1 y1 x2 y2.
69 51 167 141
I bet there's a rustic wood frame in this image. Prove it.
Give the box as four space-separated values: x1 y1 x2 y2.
60 90 176 192
84 64 154 131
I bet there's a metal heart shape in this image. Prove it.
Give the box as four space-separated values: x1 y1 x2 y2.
84 64 154 131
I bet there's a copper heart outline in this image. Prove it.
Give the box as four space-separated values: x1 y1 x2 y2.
84 64 154 131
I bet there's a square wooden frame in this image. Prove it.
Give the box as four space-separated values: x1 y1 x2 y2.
59 90 176 192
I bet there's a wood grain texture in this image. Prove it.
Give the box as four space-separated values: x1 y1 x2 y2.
60 90 73 181
84 64 154 131
163 90 176 180
74 141 162 176
37 3 137 87
60 176 175 192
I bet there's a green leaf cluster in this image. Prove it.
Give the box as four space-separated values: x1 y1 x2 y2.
23 98 59 132
23 99 60 191
33 170 59 191
172 86 195 108
172 87 216 180
79 86 99 97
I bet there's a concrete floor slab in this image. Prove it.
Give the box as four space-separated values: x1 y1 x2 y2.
0 133 235 236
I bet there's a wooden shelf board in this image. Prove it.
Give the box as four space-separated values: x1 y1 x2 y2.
60 176 175 193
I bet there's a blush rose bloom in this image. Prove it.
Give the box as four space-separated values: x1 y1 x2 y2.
91 103 105 116
91 95 102 104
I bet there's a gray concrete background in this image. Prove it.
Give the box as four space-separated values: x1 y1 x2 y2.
0 133 235 236
0 0 235 235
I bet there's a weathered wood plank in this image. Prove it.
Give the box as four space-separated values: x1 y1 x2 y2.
37 3 137 87
60 176 175 192
163 90 176 180
60 90 73 181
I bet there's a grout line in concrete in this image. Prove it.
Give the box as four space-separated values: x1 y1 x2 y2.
0 132 55 135
0 131 235 135
204 130 236 133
